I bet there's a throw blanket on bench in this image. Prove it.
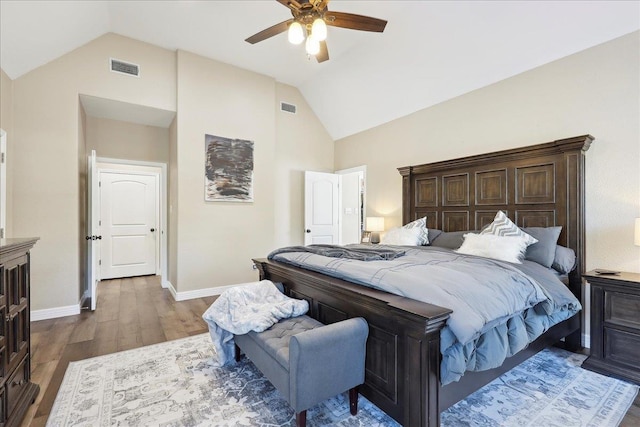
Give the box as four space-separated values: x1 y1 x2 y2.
202 280 309 366
269 244 406 261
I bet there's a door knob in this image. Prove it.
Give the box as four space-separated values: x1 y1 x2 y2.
305 229 311 233
150 228 156 232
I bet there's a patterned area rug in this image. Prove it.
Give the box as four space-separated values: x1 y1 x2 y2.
47 334 638 427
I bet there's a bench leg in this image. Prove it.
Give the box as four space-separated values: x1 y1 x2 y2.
349 387 359 415
234 344 241 362
295 410 307 427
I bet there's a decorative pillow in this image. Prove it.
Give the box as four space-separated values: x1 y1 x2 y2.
481 211 538 246
456 233 529 264
522 226 562 268
552 245 577 274
381 227 422 246
427 228 443 245
429 231 475 250
402 217 429 245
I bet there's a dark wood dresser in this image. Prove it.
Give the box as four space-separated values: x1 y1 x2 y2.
0 238 39 426
583 270 640 385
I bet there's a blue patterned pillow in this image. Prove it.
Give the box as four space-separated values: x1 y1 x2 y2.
480 211 538 246
403 217 429 245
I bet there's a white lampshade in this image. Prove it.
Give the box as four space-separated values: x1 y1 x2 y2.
305 36 320 55
311 18 327 41
635 218 640 246
366 217 385 232
288 22 304 45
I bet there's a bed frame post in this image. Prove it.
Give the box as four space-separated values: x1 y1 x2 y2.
404 324 443 427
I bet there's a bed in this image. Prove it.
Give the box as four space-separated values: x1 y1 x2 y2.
253 135 592 427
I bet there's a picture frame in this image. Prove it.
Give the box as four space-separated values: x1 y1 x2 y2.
204 134 254 202
361 231 371 243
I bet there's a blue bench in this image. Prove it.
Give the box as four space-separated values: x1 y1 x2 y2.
234 315 368 427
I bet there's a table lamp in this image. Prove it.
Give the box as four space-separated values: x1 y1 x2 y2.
366 217 385 244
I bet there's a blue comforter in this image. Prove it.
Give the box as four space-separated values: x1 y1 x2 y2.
268 245 581 384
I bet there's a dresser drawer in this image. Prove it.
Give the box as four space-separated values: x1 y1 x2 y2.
605 290 640 329
6 355 29 417
604 328 640 369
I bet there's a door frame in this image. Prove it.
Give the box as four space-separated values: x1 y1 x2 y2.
95 157 168 288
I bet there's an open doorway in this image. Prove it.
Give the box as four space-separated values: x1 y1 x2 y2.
337 166 366 245
79 94 175 310
303 166 366 246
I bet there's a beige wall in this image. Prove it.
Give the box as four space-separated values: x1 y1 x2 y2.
77 103 87 301
175 50 276 292
335 31 640 275
1 68 13 236
12 33 176 311
169 116 178 286
8 31 334 311
86 116 169 163
274 83 334 248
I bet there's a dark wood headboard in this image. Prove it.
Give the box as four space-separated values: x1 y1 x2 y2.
398 135 593 290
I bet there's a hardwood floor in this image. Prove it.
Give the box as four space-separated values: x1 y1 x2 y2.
18 275 640 426
21 275 216 427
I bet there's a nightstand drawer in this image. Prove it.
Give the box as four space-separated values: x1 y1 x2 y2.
604 328 640 368
606 291 640 329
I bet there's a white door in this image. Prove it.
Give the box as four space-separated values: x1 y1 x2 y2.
304 171 340 245
100 171 158 279
87 150 100 310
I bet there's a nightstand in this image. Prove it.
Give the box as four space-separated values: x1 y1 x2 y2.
583 270 640 384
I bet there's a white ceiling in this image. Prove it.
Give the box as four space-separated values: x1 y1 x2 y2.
1 1 638 139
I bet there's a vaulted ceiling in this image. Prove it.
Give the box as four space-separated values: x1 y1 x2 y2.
1 1 638 139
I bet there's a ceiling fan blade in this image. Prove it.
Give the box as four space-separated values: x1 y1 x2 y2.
325 11 387 32
316 40 329 63
315 0 330 12
245 19 294 44
276 0 302 12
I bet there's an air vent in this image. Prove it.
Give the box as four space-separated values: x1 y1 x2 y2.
280 102 297 114
110 58 140 77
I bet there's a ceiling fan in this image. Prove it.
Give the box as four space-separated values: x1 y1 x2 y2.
245 0 387 63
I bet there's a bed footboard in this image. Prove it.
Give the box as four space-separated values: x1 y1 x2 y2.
254 258 451 427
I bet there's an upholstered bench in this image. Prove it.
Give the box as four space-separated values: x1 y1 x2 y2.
234 315 368 427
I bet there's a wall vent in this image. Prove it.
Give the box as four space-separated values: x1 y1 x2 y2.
280 102 297 114
110 58 140 77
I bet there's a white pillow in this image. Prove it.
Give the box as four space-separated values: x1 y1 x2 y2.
381 227 422 246
456 233 529 264
480 211 538 246
402 217 429 245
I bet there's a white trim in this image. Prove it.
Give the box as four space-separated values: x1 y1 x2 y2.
31 304 81 321
167 282 239 302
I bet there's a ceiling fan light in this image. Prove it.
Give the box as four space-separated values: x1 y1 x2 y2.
311 18 327 41
288 21 304 45
305 36 320 55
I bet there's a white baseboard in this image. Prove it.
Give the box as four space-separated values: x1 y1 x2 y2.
167 282 239 302
31 304 81 321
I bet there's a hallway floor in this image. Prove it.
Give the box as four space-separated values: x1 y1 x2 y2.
22 276 215 426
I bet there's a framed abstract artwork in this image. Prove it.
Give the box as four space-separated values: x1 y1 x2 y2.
204 134 254 202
